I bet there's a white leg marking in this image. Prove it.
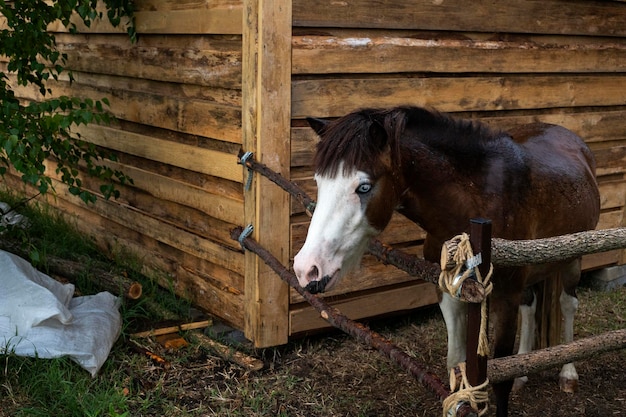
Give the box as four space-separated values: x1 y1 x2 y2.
517 294 537 355
559 290 579 393
513 293 536 391
439 292 468 369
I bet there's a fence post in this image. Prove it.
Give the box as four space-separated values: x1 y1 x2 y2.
466 218 492 387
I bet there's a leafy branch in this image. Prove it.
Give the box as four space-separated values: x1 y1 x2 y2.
0 0 135 203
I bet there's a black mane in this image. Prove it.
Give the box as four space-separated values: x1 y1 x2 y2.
314 106 506 177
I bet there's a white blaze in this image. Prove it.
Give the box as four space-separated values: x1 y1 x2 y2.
293 165 377 290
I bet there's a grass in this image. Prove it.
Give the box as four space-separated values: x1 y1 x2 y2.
0 190 197 416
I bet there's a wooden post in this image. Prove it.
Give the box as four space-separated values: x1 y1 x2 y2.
242 0 292 347
466 219 492 387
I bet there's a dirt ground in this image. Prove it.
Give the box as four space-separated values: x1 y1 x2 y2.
122 283 626 417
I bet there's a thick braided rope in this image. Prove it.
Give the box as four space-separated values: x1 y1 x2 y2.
439 234 493 416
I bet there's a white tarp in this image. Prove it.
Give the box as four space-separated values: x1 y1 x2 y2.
0 249 121 376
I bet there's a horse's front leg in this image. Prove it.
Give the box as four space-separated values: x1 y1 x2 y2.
439 292 468 370
559 289 579 393
512 289 537 391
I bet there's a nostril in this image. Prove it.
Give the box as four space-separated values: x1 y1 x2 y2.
307 265 319 281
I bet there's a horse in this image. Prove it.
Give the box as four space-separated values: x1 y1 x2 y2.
292 106 600 417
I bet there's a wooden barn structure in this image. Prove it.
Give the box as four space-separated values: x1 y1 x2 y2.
2 0 626 347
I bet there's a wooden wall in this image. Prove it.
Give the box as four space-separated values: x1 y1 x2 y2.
2 0 626 347
288 0 626 334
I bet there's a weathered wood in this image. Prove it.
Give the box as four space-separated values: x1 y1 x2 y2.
75 125 242 182
487 328 626 384
491 228 626 267
54 33 242 88
131 320 212 338
293 0 626 37
6 70 243 144
292 75 626 118
44 0 243 35
49 178 246 274
242 0 292 347
99 159 244 227
192 331 264 371
293 32 626 75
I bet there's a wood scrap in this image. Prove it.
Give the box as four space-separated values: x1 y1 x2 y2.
129 339 171 369
192 331 264 372
156 334 189 350
131 319 212 338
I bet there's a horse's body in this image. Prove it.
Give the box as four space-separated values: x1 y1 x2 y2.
293 106 600 416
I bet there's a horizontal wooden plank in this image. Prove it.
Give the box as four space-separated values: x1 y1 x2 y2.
594 145 626 177
293 32 626 75
291 110 626 168
289 280 439 334
293 0 626 37
292 75 626 118
54 33 242 89
75 125 242 182
598 180 626 210
44 0 242 35
42 156 243 249
47 176 246 275
582 250 621 271
101 159 244 226
5 68 242 143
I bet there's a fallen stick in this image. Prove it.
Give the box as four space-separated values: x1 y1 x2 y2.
131 320 212 338
0 240 142 300
487 327 626 384
191 331 264 372
231 227 478 417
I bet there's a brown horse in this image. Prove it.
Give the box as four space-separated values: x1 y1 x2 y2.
293 106 600 417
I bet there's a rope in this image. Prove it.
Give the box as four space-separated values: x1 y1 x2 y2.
239 151 255 191
438 233 493 356
439 233 494 416
442 363 490 417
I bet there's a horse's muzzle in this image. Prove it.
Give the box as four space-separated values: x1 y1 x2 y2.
304 275 332 294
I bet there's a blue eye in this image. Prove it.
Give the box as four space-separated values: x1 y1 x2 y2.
356 183 372 194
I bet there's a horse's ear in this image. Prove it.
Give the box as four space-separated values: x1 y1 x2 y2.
307 117 330 136
369 119 389 151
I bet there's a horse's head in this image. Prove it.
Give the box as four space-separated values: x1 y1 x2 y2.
293 109 404 293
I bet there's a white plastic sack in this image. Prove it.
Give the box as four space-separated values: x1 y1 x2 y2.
0 250 122 376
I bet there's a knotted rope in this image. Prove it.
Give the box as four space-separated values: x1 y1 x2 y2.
439 233 493 416
442 363 490 417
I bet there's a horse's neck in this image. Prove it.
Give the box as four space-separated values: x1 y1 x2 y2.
396 142 476 238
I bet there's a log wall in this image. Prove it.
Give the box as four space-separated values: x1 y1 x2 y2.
2 0 625 347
